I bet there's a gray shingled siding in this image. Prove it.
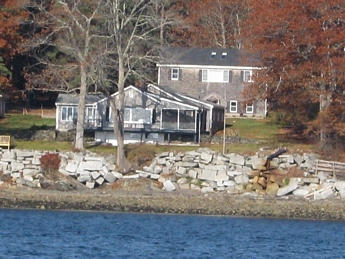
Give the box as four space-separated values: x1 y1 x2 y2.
57 88 202 133
160 67 265 116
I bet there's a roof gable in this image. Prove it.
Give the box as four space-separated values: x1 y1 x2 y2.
147 84 224 109
55 85 223 110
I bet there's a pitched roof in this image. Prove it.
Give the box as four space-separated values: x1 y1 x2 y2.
55 85 224 109
55 93 105 105
147 84 224 109
158 47 259 67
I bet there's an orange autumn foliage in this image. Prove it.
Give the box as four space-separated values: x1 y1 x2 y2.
0 0 29 95
241 0 345 145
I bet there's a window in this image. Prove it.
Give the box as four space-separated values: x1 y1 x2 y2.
85 107 93 121
229 101 237 113
246 104 254 114
61 107 78 121
146 133 159 139
106 107 111 122
161 109 178 129
125 108 152 124
243 70 253 82
202 70 208 81
223 70 229 82
210 52 216 59
161 109 195 130
171 68 179 80
221 52 227 59
179 110 195 130
129 133 141 139
202 69 230 83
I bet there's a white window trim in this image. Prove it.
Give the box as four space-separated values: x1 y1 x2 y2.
85 107 93 120
246 104 254 114
202 70 208 82
223 70 229 82
160 108 179 130
243 70 253 82
202 69 230 83
61 106 77 122
229 101 237 113
171 68 179 81
160 108 196 130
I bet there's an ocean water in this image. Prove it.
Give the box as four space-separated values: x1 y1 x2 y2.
0 209 345 259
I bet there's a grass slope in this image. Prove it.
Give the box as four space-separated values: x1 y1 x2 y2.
0 113 316 165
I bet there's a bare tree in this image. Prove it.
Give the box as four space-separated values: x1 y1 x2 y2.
174 0 250 48
98 0 175 172
25 0 106 150
26 0 180 172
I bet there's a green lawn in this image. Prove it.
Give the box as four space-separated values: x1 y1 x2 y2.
0 114 314 157
226 118 279 141
222 117 314 154
0 114 55 132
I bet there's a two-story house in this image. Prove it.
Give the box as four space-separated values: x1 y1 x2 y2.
157 47 266 117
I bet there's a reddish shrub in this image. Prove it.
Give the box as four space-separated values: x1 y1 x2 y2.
39 153 61 180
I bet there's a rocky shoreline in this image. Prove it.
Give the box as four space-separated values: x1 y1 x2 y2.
1 147 345 220
1 187 345 220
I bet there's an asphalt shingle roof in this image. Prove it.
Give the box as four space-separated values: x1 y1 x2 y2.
55 93 105 105
158 47 259 67
55 85 224 109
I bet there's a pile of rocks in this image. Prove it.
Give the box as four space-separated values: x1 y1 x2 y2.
0 149 117 190
1 147 345 199
138 148 345 200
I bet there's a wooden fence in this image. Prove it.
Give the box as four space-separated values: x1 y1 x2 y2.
224 128 240 136
313 159 345 180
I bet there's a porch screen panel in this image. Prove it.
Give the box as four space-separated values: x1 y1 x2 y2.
179 110 195 130
124 108 130 121
162 109 178 129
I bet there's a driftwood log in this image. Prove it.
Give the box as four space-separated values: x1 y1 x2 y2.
266 148 288 170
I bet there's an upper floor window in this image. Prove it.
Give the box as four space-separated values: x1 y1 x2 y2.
171 68 179 80
61 106 78 121
210 52 216 59
221 52 227 59
243 70 253 82
202 69 231 83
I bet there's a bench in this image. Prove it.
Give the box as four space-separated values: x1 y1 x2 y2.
0 135 11 150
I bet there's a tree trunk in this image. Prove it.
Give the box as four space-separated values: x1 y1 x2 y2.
160 5 164 46
74 64 87 150
319 92 330 143
111 60 130 173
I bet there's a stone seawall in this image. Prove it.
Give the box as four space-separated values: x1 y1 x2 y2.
1 147 345 220
1 147 345 199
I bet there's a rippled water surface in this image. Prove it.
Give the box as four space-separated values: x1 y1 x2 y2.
1 209 345 259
